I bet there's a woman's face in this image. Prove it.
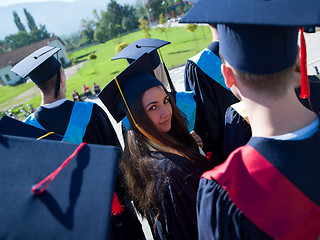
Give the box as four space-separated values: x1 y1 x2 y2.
142 86 173 133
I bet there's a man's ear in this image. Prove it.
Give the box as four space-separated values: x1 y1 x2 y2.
221 63 235 88
59 68 65 83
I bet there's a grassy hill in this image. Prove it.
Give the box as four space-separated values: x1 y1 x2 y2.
0 25 212 119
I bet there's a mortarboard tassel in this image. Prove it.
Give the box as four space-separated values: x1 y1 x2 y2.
299 27 310 99
31 142 87 194
111 193 124 216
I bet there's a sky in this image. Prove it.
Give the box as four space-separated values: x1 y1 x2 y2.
0 0 75 7
0 0 136 39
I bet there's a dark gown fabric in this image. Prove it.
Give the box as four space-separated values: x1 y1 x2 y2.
223 106 252 161
198 126 320 239
33 100 146 240
146 151 204 240
296 76 320 114
34 100 118 145
223 76 320 161
184 42 238 165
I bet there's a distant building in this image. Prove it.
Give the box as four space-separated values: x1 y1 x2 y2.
0 36 69 86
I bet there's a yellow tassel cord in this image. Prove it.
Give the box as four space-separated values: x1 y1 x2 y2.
37 132 55 140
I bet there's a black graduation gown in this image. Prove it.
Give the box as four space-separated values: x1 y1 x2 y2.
223 106 252 161
184 42 238 164
32 100 146 240
296 76 320 113
33 100 118 145
198 126 320 239
146 151 204 240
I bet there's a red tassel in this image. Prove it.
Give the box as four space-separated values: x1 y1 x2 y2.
206 152 212 160
299 27 310 99
32 142 87 194
111 193 124 216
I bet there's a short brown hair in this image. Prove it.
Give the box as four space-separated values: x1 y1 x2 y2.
221 55 296 97
36 68 62 95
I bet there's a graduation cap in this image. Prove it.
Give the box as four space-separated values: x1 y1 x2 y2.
179 0 320 98
0 134 119 239
112 38 170 69
112 38 176 93
11 46 62 98
11 46 61 84
0 116 63 141
99 53 162 123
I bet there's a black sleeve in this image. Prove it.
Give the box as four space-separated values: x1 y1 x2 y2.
148 153 203 240
83 104 120 147
223 106 252 161
184 60 239 164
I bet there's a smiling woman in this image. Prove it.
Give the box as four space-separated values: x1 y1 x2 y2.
142 86 173 134
99 53 214 240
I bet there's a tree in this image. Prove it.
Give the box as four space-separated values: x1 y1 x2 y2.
115 42 129 54
80 18 96 44
3 8 52 51
145 0 164 22
63 32 82 51
121 5 139 32
156 13 169 40
30 24 51 42
5 31 33 50
13 11 26 32
0 40 10 54
134 0 147 19
139 17 151 38
88 53 97 74
24 8 38 31
184 24 199 51
94 0 139 42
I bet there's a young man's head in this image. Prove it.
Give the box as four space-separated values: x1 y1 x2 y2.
11 46 63 99
217 24 299 100
221 55 297 100
179 0 320 99
36 67 66 98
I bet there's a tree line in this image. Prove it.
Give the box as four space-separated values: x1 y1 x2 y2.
0 9 52 54
0 0 191 54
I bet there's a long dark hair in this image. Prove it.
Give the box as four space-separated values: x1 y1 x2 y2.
121 86 213 226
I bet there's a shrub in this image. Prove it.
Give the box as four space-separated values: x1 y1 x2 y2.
115 42 129 54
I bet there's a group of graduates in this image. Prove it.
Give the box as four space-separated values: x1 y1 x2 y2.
1 0 320 239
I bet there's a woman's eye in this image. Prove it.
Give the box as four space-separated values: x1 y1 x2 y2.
164 98 169 104
149 105 156 111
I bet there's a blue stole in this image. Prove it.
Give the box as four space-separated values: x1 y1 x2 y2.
175 91 196 132
24 102 94 144
189 48 230 91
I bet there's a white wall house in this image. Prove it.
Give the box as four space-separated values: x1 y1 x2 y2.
0 36 70 86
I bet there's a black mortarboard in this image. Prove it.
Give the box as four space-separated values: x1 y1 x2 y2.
99 53 163 123
112 38 170 69
0 116 62 141
11 46 62 84
0 134 119 239
179 0 320 97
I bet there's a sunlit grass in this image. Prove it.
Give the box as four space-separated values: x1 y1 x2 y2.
0 26 212 117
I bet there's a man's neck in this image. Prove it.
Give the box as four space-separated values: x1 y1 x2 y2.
243 89 317 137
41 93 66 105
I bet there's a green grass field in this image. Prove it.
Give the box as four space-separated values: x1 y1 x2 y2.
0 26 212 119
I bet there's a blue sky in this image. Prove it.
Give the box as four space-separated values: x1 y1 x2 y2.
0 0 137 39
0 0 75 7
